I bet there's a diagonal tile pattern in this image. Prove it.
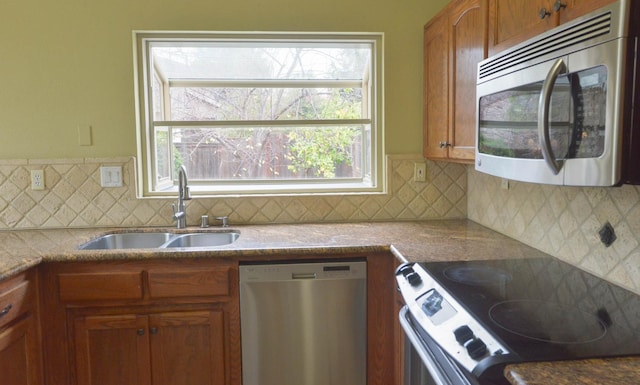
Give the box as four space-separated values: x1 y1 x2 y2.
0 155 467 231
468 168 640 295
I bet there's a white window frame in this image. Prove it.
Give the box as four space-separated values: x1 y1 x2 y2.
133 31 385 197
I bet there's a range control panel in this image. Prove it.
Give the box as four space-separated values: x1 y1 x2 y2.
396 263 510 374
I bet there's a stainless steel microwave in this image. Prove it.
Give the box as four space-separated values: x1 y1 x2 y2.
475 0 639 186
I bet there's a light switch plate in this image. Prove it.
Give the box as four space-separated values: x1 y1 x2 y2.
100 166 123 187
78 125 92 146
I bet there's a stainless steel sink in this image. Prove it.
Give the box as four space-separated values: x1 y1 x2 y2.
163 232 241 248
78 231 240 250
79 232 175 250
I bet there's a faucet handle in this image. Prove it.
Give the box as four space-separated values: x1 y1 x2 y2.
183 185 192 200
214 216 229 227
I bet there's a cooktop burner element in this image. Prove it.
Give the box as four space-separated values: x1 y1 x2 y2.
444 266 512 286
489 299 607 344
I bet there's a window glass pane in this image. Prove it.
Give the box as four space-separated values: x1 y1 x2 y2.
151 44 371 81
152 73 164 121
167 125 366 180
154 127 171 182
169 87 363 121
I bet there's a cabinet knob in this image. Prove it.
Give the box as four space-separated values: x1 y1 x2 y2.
150 327 158 335
137 328 145 336
553 0 567 12
0 304 12 318
539 8 551 19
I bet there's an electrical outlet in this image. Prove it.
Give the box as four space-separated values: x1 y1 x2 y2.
31 170 45 190
414 162 426 182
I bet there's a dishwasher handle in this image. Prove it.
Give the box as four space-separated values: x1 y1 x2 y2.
292 272 317 279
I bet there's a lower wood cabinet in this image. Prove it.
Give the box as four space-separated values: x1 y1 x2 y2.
73 310 225 385
0 270 43 385
40 259 241 385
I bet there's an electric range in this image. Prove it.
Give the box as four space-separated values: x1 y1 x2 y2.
396 257 640 385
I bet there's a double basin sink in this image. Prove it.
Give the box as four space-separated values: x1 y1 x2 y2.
79 230 240 250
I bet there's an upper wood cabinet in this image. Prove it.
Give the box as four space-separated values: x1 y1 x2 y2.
487 0 616 56
423 10 450 161
423 0 486 163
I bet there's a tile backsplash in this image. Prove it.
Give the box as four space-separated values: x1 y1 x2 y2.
4 154 640 294
0 155 467 229
468 168 640 295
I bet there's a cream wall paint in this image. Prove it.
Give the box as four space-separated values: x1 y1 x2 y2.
0 0 448 159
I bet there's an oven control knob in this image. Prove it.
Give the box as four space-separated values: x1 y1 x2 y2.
396 264 415 277
453 325 474 344
406 272 422 286
465 338 487 360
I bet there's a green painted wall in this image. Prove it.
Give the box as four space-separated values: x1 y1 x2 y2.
0 0 448 159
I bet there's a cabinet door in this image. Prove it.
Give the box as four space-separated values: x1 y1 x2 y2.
149 311 225 385
487 0 557 56
423 11 450 160
558 0 616 24
448 0 485 161
0 315 42 385
74 314 151 385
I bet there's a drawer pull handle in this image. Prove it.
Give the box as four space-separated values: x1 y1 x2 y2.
0 304 13 318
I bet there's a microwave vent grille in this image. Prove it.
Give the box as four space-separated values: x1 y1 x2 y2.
479 12 612 80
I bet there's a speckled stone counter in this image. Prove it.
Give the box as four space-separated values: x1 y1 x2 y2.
0 219 545 280
505 357 640 385
0 219 638 384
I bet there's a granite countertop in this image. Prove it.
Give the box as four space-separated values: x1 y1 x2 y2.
0 219 637 385
0 219 545 280
505 357 640 385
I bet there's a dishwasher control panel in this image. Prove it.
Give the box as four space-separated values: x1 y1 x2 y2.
240 261 366 281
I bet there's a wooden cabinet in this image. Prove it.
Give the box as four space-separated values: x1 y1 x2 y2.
0 270 43 385
73 310 225 385
424 10 450 160
423 0 486 163
487 0 616 56
557 0 616 23
40 259 240 385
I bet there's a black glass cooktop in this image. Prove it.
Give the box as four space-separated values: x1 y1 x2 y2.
421 257 640 361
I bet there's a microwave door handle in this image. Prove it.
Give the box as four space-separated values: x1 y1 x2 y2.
538 58 566 175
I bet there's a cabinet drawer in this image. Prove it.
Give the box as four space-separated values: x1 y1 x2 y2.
58 272 143 302
0 273 34 329
148 267 230 298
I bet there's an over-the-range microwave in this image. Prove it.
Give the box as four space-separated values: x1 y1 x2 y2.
475 0 639 186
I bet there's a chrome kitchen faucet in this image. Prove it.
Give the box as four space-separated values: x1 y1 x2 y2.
172 165 192 228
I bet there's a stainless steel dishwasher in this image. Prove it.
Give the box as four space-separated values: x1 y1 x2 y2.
239 260 367 385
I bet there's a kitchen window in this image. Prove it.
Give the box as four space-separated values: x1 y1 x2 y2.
133 31 384 197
